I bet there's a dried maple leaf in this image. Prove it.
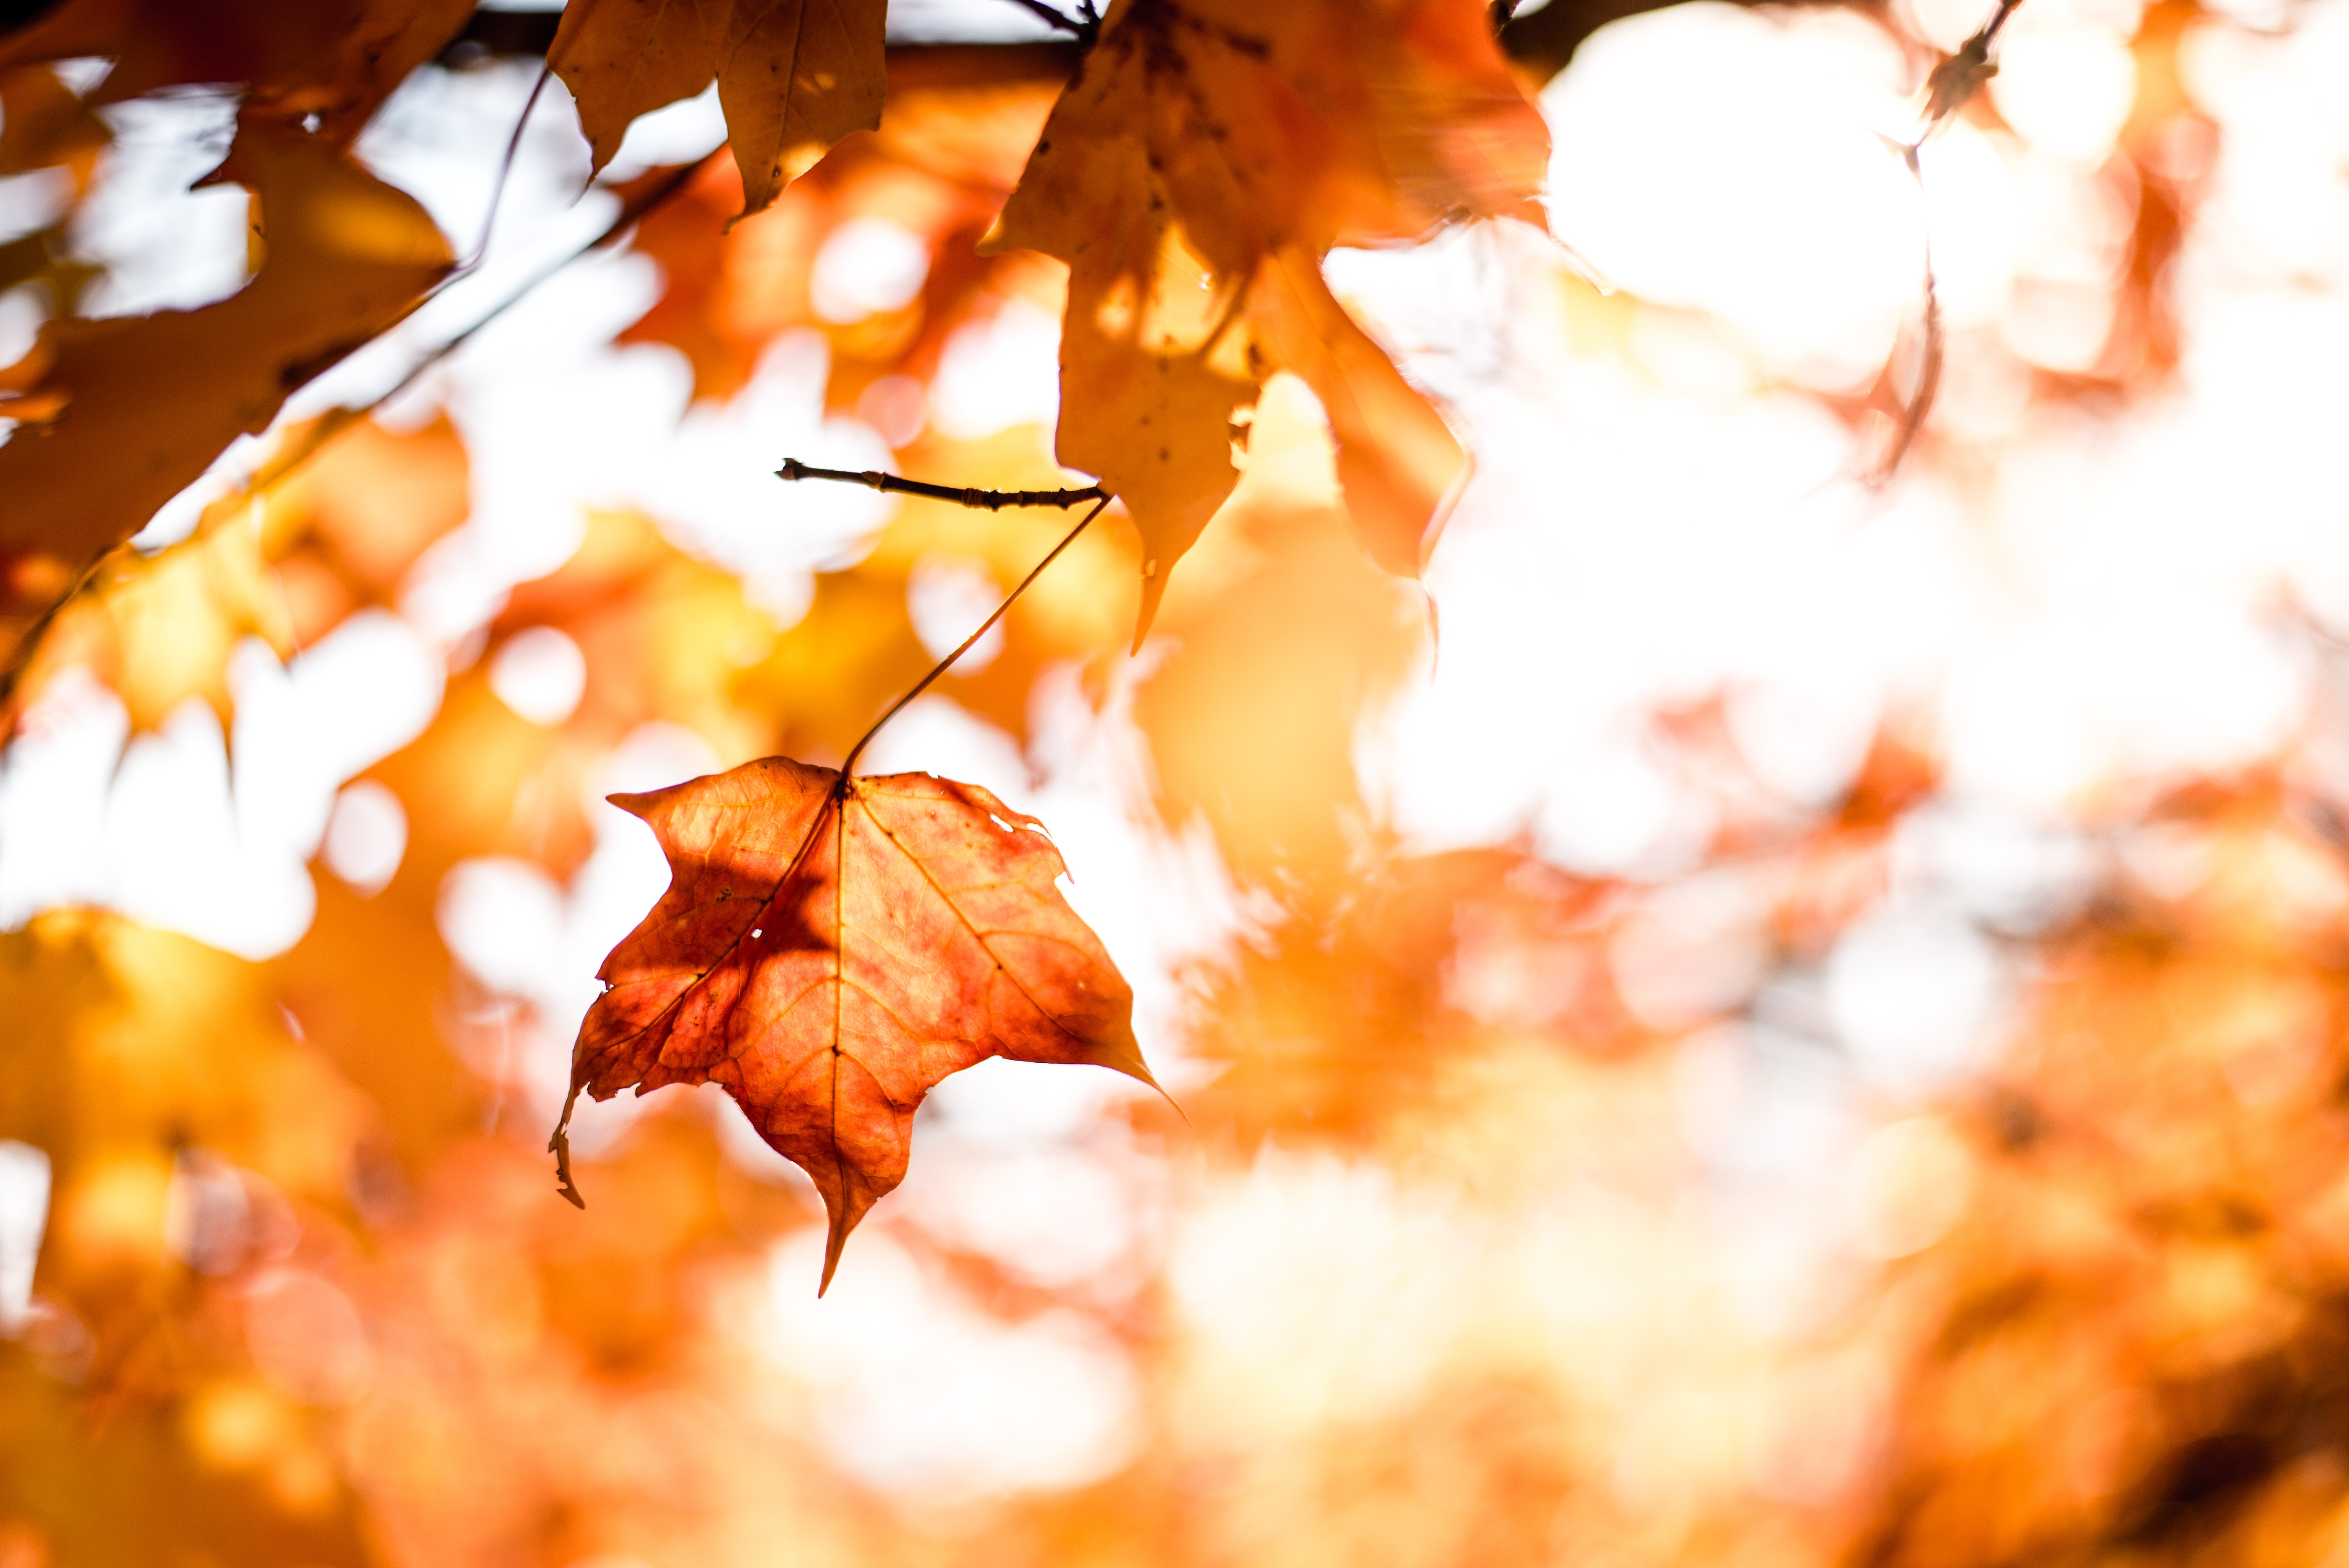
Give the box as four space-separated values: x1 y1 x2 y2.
550 0 888 221
0 120 451 568
557 757 1156 1290
988 0 1545 641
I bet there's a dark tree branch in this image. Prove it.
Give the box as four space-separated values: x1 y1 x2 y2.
434 0 1886 85
995 0 1100 45
437 5 1102 68
1499 0 1888 81
437 5 561 69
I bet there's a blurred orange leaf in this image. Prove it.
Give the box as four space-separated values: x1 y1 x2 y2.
0 63 109 178
0 0 472 141
989 0 1545 639
0 122 451 569
558 757 1157 1289
610 49 1061 405
1247 246 1467 576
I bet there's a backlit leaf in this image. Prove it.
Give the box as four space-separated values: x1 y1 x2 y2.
0 121 451 569
549 0 888 221
0 0 473 142
1246 245 1467 576
989 0 1544 639
561 756 1157 1290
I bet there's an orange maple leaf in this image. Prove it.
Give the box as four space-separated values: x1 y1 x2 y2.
555 757 1157 1290
549 0 888 221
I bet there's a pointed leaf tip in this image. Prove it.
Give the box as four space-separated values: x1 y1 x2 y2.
818 1219 850 1297
606 788 667 821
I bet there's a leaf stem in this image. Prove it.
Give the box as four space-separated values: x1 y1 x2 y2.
460 62 554 273
838 494 1113 781
1868 142 1944 488
549 1087 585 1208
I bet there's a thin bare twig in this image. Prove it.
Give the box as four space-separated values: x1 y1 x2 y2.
777 457 1105 512
774 455 1117 777
1868 142 1945 488
0 551 115 714
1921 0 2023 132
462 62 554 272
377 151 721 414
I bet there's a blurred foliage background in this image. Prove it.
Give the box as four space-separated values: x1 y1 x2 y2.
10 0 2349 1566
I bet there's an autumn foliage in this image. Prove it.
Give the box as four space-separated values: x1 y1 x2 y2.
2 0 2346 1565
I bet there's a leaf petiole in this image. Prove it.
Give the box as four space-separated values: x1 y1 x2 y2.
773 457 1117 781
838 492 1113 780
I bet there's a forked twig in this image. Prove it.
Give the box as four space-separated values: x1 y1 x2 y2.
1867 0 2024 486
995 0 1100 44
